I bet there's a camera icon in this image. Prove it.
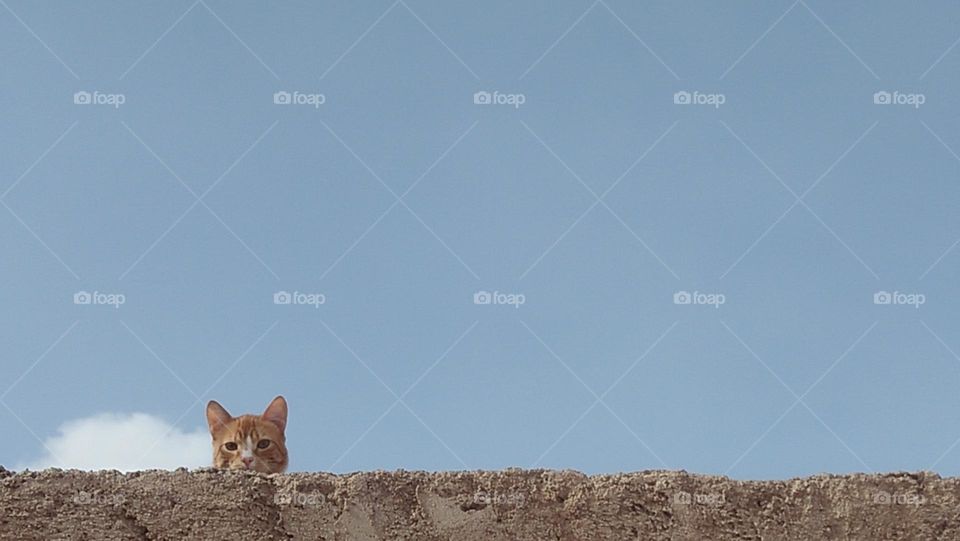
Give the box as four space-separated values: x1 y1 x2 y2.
473 91 491 105
673 491 692 504
873 291 892 305
673 291 692 305
274 493 292 505
273 91 291 105
74 91 92 105
673 91 691 105
873 91 891 105
74 291 92 305
274 291 292 305
473 290 492 305
872 491 892 504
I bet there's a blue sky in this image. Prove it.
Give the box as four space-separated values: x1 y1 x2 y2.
2 0 960 479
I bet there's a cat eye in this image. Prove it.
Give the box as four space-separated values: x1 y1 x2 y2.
257 439 271 449
224 442 238 451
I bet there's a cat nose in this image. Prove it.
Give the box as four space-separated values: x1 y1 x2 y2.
241 457 254 467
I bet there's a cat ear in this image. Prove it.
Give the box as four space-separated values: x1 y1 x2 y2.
206 400 232 434
261 395 287 432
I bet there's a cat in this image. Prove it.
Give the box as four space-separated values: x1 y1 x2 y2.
205 395 288 473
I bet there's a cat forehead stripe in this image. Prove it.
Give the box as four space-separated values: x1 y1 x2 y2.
207 398 289 474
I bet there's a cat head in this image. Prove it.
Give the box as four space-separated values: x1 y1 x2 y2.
205 396 288 473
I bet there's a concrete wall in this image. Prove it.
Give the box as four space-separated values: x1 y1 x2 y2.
1 467 956 540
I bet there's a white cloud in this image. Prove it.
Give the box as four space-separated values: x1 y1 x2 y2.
20 412 210 471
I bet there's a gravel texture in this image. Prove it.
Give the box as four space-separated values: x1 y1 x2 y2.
0 466 956 540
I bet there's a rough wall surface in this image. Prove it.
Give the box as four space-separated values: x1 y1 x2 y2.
0 467 956 540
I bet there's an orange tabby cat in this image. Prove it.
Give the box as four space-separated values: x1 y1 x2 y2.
205 396 288 473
